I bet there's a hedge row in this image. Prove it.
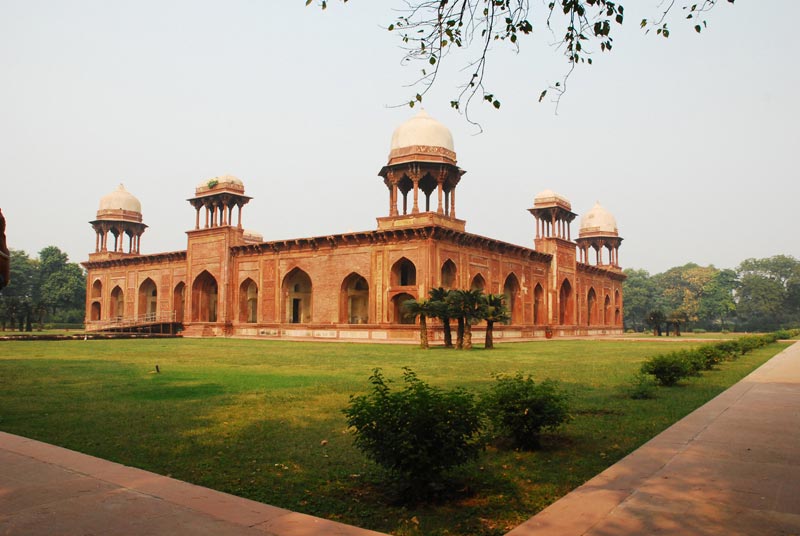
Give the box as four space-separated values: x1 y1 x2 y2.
641 329 799 387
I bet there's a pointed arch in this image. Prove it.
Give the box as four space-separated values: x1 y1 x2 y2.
138 278 158 320
90 301 101 321
559 278 573 325
110 285 124 320
173 282 186 323
470 273 486 292
192 271 218 322
391 292 416 324
282 267 312 323
587 287 597 326
604 294 612 325
391 257 416 286
614 288 622 326
533 283 545 325
503 273 521 324
91 279 102 299
341 272 369 324
239 278 258 323
441 259 457 289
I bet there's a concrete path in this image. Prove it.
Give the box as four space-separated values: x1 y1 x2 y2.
509 340 800 536
1 342 798 536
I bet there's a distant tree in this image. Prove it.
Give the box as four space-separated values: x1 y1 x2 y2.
622 269 657 332
736 256 800 330
646 309 665 337
697 268 737 330
0 250 37 331
449 289 487 350
483 293 510 349
0 208 9 291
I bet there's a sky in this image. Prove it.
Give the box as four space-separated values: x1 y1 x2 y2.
1 1 798 275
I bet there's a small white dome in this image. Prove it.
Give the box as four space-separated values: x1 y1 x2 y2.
533 189 572 210
197 174 244 189
390 110 454 152
580 202 618 235
98 184 141 213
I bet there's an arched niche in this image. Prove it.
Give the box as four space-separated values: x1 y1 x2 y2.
559 278 573 325
91 280 102 299
138 278 158 320
503 273 521 324
283 268 312 323
90 301 101 321
173 282 186 323
587 287 597 326
604 294 611 325
391 292 416 324
239 278 258 323
110 286 124 320
341 273 369 324
391 257 416 287
441 259 457 289
533 283 545 325
470 273 485 292
192 271 218 322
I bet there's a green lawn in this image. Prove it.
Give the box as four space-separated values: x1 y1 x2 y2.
0 338 789 535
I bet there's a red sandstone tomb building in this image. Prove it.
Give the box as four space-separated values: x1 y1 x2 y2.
83 112 624 341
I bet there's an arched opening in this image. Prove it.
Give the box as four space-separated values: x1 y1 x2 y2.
470 273 486 292
604 294 612 325
173 282 186 323
239 278 258 323
559 279 573 325
138 278 158 320
91 280 102 299
615 289 621 326
503 273 521 324
110 286 124 320
283 268 312 323
341 273 369 324
391 257 416 287
441 259 457 289
192 271 218 322
90 301 101 321
392 292 416 324
533 283 545 325
587 287 597 326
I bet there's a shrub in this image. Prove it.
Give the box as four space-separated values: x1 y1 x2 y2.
696 345 726 370
680 350 706 377
343 368 482 492
715 340 741 360
481 373 571 450
622 372 658 400
641 353 693 386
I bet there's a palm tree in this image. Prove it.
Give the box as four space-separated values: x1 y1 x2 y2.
402 298 434 349
484 293 510 349
450 289 486 350
428 287 453 348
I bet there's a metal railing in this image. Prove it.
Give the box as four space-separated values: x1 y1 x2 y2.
86 310 178 332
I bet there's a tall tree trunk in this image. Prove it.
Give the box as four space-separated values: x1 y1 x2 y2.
464 323 473 350
419 315 429 349
485 320 494 349
443 317 452 348
456 317 465 349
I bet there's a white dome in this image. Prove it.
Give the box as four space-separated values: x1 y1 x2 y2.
533 189 571 210
98 184 141 213
197 174 244 189
580 202 618 235
390 110 454 152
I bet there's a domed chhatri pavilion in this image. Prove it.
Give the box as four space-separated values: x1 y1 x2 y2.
83 111 624 340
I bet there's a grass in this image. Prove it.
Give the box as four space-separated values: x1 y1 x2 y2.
0 338 790 535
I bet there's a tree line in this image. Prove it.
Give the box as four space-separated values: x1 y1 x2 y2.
0 247 86 331
624 255 800 334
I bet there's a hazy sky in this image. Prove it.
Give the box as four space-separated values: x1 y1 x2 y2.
2 1 797 275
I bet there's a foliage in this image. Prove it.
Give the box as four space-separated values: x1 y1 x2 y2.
641 352 693 386
0 246 86 331
402 298 434 349
428 287 454 348
481 372 571 449
312 0 734 120
483 293 510 350
343 368 482 494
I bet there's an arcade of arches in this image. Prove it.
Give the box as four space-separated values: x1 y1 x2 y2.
83 113 624 340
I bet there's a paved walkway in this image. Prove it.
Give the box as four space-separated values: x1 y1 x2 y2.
1 342 798 535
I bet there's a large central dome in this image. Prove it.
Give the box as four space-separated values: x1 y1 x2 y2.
387 110 457 166
390 109 455 152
